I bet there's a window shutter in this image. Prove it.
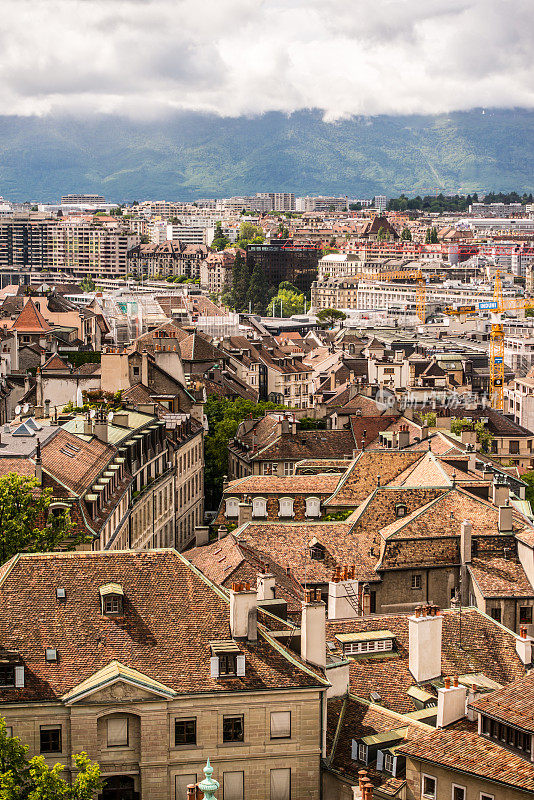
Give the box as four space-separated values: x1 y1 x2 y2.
236 654 245 676
351 739 358 761
14 666 24 688
376 749 384 771
392 756 398 777
210 656 219 678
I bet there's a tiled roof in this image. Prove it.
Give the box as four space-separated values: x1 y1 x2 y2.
254 430 358 462
326 451 423 507
398 721 534 793
10 299 52 333
41 429 115 496
41 354 70 371
326 609 526 715
73 362 101 375
236 522 378 584
225 474 341 495
178 331 224 363
469 556 534 598
0 550 323 703
350 416 400 448
469 672 534 732
326 696 413 794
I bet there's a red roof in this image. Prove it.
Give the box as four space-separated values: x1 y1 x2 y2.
11 299 52 333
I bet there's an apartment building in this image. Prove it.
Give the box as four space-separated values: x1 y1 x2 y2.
245 241 319 294
505 369 534 431
0 216 57 270
200 248 243 294
127 242 209 279
50 220 139 279
61 193 106 204
295 197 348 212
311 277 502 314
255 193 296 211
0 550 326 800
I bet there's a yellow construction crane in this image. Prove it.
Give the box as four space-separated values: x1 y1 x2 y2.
445 272 534 410
356 269 427 323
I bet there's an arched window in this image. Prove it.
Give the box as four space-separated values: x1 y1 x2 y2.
225 497 239 518
279 497 294 518
305 497 321 517
252 497 267 518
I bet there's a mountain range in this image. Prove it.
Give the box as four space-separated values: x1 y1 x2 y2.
1 107 533 202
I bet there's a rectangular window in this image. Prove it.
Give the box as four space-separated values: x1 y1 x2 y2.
175 774 197 800
490 607 501 623
422 775 436 800
411 574 422 590
0 666 15 687
358 743 367 762
223 771 244 800
452 786 465 800
270 768 290 800
107 716 129 748
175 718 196 746
270 711 291 739
509 440 520 454
384 753 395 773
480 794 494 800
520 606 533 624
223 715 244 743
40 726 61 754
219 654 237 676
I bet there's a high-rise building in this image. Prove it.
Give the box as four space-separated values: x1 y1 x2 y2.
245 240 319 293
374 195 387 213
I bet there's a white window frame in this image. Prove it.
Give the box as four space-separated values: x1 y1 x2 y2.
278 497 294 518
452 785 466 800
422 774 437 800
252 497 268 518
384 753 395 773
283 462 293 476
358 743 368 763
305 496 321 517
225 497 239 518
107 716 129 748
480 794 494 800
345 639 393 655
411 574 422 590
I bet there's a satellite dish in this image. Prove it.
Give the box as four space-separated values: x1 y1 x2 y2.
22 403 29 414
15 405 21 415
107 411 114 423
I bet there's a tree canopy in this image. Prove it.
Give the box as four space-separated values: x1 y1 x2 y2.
204 396 288 509
0 474 77 564
0 718 102 799
266 287 305 318
316 308 347 327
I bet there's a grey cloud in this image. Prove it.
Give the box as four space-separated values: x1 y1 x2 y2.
0 0 533 119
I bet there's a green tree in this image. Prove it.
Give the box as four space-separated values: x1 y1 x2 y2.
377 226 388 241
266 288 305 318
401 227 412 241
525 308 534 318
230 252 249 311
430 227 439 243
236 221 264 249
212 222 230 251
27 753 101 800
204 397 288 508
79 276 95 292
246 258 270 314
425 228 432 244
0 474 77 564
0 719 101 800
316 308 347 327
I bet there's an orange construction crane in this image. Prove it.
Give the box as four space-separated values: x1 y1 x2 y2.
445 271 534 409
355 269 426 323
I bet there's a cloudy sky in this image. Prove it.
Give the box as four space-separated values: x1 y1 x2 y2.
3 0 534 120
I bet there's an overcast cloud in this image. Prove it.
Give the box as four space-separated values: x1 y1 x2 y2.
2 0 534 119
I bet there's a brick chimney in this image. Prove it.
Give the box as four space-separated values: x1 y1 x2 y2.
398 425 410 449
408 605 442 683
93 410 108 444
461 429 477 448
229 583 257 641
301 589 326 668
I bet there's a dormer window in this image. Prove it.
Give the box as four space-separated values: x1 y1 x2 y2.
337 630 395 656
210 640 245 679
395 503 408 518
309 540 326 561
99 584 124 615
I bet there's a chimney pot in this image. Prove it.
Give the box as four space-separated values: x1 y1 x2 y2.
444 676 451 689
453 675 459 687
